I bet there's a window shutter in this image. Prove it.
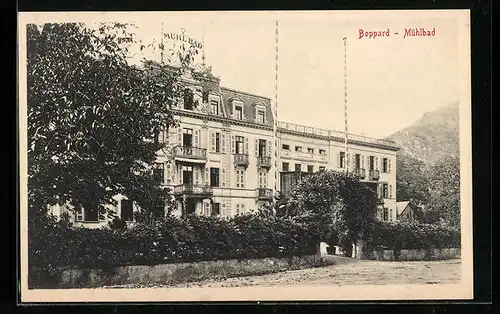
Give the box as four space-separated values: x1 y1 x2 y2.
255 139 259 156
171 164 176 182
194 129 199 148
211 132 215 152
388 159 392 173
231 135 236 154
205 167 209 185
178 167 182 184
267 140 272 157
361 155 365 169
389 184 393 198
347 153 351 169
177 127 182 146
222 169 226 187
244 137 248 155
242 204 246 214
195 168 200 185
165 129 169 145
377 184 381 198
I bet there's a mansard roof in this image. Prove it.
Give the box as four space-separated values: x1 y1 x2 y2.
220 87 274 127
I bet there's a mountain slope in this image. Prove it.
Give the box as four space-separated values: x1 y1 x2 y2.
386 102 459 166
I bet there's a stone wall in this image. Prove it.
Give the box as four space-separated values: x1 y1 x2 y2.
365 248 461 261
30 255 331 289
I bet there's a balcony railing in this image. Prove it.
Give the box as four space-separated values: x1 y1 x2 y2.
234 153 249 167
257 155 272 168
277 121 399 148
354 168 366 178
172 145 207 161
257 188 273 200
369 169 380 180
173 184 213 197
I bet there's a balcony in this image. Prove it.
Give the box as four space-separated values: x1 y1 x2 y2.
354 168 366 179
173 184 213 198
257 156 272 169
172 145 207 163
256 188 273 200
234 153 249 168
369 169 380 180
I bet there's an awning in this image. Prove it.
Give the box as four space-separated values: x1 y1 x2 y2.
175 157 207 164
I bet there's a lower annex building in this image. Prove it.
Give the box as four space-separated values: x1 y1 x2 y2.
48 66 400 227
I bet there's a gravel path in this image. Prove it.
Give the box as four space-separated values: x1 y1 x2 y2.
101 258 461 289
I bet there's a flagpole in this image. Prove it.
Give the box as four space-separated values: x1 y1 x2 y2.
160 22 164 64
343 37 349 174
273 20 280 205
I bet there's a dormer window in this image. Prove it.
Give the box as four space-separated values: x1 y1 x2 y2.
235 105 243 120
183 89 194 110
256 110 265 124
210 100 219 115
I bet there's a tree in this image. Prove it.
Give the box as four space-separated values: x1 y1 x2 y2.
426 156 460 228
396 153 431 208
27 23 201 221
274 170 379 253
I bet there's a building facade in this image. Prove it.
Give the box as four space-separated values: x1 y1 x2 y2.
48 67 400 227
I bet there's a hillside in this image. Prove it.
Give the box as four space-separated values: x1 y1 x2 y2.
386 102 459 166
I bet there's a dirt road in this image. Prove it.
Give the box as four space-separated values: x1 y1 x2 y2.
172 258 461 288
103 258 461 289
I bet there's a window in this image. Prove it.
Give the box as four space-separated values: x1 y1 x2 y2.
307 165 314 173
121 199 133 222
235 105 243 120
210 100 219 115
295 146 302 152
319 166 326 171
295 164 302 172
235 136 244 154
382 158 388 173
202 90 209 103
210 168 220 187
339 152 346 168
258 139 267 156
212 203 220 216
382 183 389 198
355 154 361 169
211 132 221 153
76 207 84 222
257 110 265 123
183 89 194 110
383 208 388 221
236 204 240 215
282 162 289 171
183 128 193 147
84 208 99 222
203 203 210 216
319 149 326 155
307 148 314 154
236 169 246 188
369 156 375 170
153 163 164 184
390 209 393 221
259 171 268 188
282 144 290 150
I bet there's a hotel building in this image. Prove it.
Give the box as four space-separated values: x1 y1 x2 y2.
48 66 400 227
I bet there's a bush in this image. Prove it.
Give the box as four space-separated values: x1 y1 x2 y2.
28 213 318 273
366 220 461 251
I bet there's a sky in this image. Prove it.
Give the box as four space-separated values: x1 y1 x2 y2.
33 11 465 139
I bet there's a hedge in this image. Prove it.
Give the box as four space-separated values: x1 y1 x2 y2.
28 213 319 273
366 220 461 251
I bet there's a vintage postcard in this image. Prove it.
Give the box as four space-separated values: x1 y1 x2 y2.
18 10 473 302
